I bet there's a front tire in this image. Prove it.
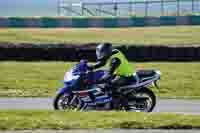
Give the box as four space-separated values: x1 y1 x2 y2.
53 93 82 110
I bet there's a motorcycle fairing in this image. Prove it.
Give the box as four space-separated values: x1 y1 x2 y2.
73 87 112 105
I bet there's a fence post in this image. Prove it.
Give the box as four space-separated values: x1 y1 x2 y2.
134 2 136 17
192 0 194 14
161 0 164 16
81 3 84 16
129 1 133 16
98 3 102 16
177 0 180 16
57 0 60 16
114 2 118 16
145 1 148 17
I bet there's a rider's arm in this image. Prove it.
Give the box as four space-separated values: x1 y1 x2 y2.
99 57 121 83
108 57 121 75
95 57 121 84
88 58 106 70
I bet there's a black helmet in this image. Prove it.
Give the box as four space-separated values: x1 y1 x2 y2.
96 43 112 60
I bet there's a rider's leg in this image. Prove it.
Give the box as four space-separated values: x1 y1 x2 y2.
110 76 137 110
109 76 127 110
111 76 128 92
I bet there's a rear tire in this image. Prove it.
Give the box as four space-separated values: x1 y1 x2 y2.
126 87 156 112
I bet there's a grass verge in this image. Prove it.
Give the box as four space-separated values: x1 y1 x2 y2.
0 26 200 45
0 111 200 130
0 61 200 98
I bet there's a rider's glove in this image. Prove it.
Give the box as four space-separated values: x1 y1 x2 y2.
87 65 94 71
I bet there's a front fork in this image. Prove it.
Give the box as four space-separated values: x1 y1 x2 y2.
69 93 88 111
69 93 78 105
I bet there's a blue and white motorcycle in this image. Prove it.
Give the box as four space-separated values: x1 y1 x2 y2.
53 60 161 112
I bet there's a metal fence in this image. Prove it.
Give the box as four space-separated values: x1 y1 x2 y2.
58 0 200 17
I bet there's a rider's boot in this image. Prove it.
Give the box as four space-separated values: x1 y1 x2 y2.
102 83 113 95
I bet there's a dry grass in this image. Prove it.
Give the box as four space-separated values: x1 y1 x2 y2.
0 26 200 45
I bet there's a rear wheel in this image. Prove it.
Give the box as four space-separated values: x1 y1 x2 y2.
126 88 156 112
53 93 82 110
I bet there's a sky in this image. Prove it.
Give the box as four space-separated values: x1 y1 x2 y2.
0 0 198 17
0 0 58 16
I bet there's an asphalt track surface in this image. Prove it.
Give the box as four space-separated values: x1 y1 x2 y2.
0 98 200 114
0 98 200 132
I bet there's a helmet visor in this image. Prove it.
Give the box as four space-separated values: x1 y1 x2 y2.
96 47 105 60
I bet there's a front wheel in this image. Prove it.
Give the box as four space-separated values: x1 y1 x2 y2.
53 93 82 110
126 88 156 112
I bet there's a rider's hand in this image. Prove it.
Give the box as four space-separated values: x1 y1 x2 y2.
87 65 94 71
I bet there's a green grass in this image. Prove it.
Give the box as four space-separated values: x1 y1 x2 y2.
0 26 200 45
0 61 200 98
0 111 200 130
0 62 75 97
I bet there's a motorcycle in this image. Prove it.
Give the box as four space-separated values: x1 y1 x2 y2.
53 60 161 112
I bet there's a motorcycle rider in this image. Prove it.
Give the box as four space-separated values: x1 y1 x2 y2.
88 43 135 93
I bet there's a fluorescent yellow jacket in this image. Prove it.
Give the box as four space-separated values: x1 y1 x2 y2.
107 49 133 77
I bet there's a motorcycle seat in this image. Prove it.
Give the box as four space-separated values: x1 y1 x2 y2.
136 70 156 79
